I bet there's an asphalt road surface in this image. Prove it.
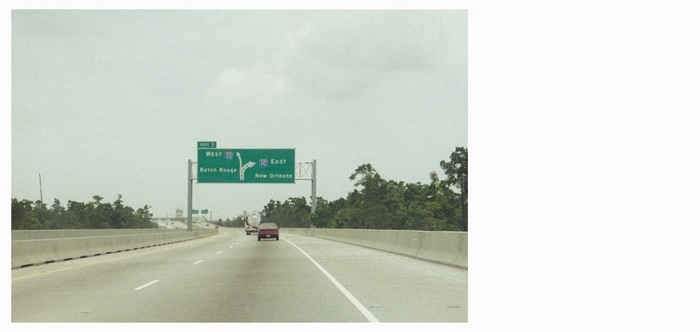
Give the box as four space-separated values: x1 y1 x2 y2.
12 227 467 322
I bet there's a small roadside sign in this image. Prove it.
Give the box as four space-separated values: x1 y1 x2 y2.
198 141 217 149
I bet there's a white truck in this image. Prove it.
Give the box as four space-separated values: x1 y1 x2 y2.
244 212 261 235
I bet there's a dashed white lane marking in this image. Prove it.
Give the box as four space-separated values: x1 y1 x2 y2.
282 238 380 323
217 251 223 254
134 279 159 291
194 260 203 265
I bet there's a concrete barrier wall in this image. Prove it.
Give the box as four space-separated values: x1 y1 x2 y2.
11 229 218 269
284 228 467 269
12 229 191 241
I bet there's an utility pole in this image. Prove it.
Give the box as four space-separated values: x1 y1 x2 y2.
39 173 44 206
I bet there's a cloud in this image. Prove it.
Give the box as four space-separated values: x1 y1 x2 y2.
202 11 466 114
205 65 290 115
277 11 449 101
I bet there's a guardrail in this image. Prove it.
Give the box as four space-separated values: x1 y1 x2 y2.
284 228 467 269
11 228 218 269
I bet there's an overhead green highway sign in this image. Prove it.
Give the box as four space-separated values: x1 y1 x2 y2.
197 148 295 184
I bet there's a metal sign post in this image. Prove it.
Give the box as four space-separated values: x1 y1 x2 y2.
295 159 317 214
312 159 317 213
187 159 194 231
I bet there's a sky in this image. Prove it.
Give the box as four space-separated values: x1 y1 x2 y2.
11 10 467 220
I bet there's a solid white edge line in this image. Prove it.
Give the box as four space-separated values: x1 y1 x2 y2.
282 238 380 323
134 279 159 291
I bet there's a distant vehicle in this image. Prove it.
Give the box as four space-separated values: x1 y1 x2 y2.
257 222 279 241
245 212 261 235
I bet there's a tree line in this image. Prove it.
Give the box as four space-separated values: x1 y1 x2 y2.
11 194 156 230
260 147 468 231
214 215 246 228
13 147 467 232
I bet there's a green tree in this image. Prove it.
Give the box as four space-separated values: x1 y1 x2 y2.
134 204 156 228
89 195 111 229
348 164 398 229
260 152 467 231
231 215 245 227
11 198 41 230
12 195 155 230
287 197 312 227
110 194 131 228
66 200 89 228
32 200 52 229
262 197 311 227
440 147 468 231
310 197 334 228
399 201 431 230
334 208 360 229
49 198 70 229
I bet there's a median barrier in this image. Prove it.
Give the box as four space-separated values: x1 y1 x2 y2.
284 228 467 269
11 229 192 241
11 229 218 269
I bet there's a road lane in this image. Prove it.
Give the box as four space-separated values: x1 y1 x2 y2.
282 233 468 322
283 237 380 322
12 227 467 322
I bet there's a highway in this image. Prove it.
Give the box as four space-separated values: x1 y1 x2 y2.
11 227 467 322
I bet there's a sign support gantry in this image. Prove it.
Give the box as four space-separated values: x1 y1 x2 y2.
295 160 317 214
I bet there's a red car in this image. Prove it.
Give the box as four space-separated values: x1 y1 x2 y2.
257 223 279 241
